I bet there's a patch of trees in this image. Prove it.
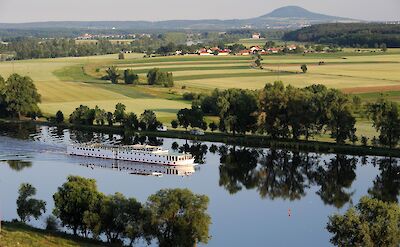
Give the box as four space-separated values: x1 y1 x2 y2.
0 74 41 119
192 82 357 143
66 103 162 131
2 38 130 60
102 67 139 85
283 23 400 48
327 196 400 247
147 68 174 87
14 176 211 246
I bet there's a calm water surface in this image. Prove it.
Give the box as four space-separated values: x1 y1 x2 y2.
0 123 399 247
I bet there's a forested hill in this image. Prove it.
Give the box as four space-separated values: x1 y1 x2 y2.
283 23 400 48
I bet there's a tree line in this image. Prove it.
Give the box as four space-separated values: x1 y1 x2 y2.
283 23 400 48
59 103 162 132
15 176 211 247
176 81 400 148
102 67 174 87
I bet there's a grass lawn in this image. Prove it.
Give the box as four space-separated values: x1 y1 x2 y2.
0 222 106 247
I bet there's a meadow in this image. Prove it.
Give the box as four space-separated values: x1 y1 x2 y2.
1 49 399 139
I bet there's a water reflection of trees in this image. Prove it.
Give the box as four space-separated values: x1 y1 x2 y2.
368 157 400 203
310 155 357 208
3 160 32 171
217 146 373 208
177 142 208 164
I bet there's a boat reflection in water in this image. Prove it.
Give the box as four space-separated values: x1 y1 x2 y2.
78 157 196 177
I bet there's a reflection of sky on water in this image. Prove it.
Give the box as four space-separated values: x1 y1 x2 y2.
0 124 399 247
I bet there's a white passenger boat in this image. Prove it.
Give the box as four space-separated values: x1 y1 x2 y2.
67 143 195 166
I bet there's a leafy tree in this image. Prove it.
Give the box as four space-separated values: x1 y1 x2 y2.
118 52 125 60
69 105 95 125
301 64 308 73
146 188 211 247
97 193 141 243
367 98 400 148
325 90 356 144
177 108 191 130
124 69 139 85
114 103 126 125
55 110 64 124
171 119 178 129
106 66 120 84
17 183 46 223
147 68 174 87
209 122 218 132
2 74 41 119
217 88 258 135
45 215 59 231
139 110 160 131
381 43 388 52
53 176 103 236
106 112 114 126
327 196 400 247
123 112 139 131
258 81 290 138
94 106 106 126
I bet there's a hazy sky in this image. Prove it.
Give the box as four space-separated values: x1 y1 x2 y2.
0 0 399 23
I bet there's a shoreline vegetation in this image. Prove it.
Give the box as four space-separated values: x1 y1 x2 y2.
2 118 400 158
0 221 107 247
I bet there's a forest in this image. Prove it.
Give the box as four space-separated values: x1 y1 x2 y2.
283 23 400 48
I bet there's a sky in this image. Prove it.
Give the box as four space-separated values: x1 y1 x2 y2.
0 0 399 23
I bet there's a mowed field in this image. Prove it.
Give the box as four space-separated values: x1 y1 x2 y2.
98 50 400 93
1 49 400 131
0 53 190 121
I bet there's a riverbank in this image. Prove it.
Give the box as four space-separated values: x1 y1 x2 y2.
0 222 107 247
1 118 400 157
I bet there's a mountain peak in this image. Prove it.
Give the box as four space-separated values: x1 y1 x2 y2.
259 5 346 20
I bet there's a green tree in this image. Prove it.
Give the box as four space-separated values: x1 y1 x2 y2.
106 66 120 84
258 81 290 138
69 105 95 125
146 188 211 247
217 88 258 135
380 43 388 52
94 106 106 126
367 98 400 148
301 64 308 73
53 176 103 236
55 110 64 124
17 183 46 223
327 196 400 247
106 112 114 126
177 108 192 130
3 74 41 119
209 122 218 132
147 68 174 87
124 69 139 85
114 103 126 125
139 110 160 131
171 119 178 129
123 112 139 131
326 90 356 144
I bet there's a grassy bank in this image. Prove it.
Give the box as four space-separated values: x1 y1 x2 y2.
0 222 106 247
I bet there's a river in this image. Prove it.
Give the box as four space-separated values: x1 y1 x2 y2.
0 123 399 246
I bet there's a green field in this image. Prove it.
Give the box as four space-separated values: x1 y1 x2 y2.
1 50 399 138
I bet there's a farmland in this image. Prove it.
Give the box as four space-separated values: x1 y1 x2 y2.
0 49 399 131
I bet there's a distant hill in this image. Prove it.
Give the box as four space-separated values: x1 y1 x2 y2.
0 6 358 31
259 6 347 20
283 23 400 48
